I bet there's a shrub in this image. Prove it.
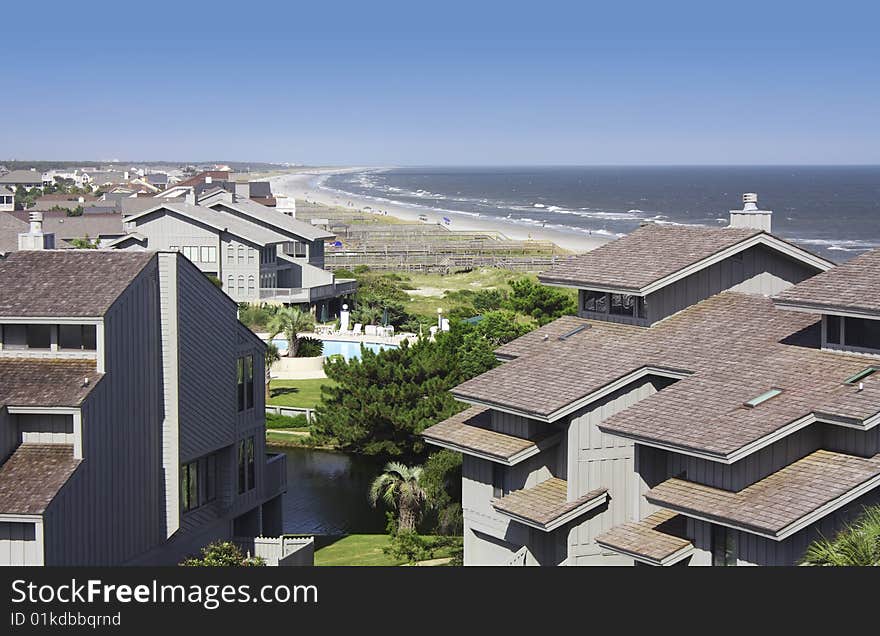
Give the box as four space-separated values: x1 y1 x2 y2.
180 541 265 567
295 336 324 358
265 412 309 429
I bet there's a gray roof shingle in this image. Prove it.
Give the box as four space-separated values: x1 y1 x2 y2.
646 449 880 538
0 444 81 514
774 248 880 315
595 509 693 565
0 250 154 316
0 358 102 407
492 477 607 530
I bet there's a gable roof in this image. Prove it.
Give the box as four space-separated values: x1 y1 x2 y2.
124 201 290 247
539 224 832 294
0 212 27 253
175 171 230 188
0 250 155 317
773 248 880 317
0 170 43 184
208 198 333 241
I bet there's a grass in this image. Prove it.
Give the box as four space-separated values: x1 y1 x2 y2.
267 378 337 409
402 268 534 318
314 534 460 566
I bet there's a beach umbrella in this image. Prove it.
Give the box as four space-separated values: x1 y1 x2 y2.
381 307 389 326
320 303 329 324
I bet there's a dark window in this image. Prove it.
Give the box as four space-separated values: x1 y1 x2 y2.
245 355 254 410
59 324 97 350
238 440 246 494
1 324 27 350
610 293 636 316
826 315 841 345
492 464 505 499
583 290 607 313
247 436 256 491
237 357 245 412
711 525 737 566
181 460 199 513
26 324 51 348
203 455 217 503
844 317 880 350
636 297 647 319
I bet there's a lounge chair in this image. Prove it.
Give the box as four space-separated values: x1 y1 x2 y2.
352 323 363 336
365 325 378 336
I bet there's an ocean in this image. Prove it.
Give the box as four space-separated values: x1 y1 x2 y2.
323 166 880 261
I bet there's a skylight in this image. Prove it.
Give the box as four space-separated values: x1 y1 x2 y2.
844 367 879 385
743 388 783 408
558 324 589 341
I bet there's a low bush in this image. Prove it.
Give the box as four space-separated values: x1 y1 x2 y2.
265 412 309 429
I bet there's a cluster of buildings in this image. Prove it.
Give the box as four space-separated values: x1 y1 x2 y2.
424 194 880 566
0 167 355 316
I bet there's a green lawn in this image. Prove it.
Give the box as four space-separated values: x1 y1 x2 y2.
268 378 337 409
314 534 460 566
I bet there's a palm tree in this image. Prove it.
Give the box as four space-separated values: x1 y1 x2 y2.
369 462 427 533
267 306 315 358
264 342 280 403
801 505 880 566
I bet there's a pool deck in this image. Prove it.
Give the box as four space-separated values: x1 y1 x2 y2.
255 331 417 347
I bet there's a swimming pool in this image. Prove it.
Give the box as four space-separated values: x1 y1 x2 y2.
271 338 397 361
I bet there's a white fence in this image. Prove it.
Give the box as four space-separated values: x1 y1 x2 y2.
234 536 315 566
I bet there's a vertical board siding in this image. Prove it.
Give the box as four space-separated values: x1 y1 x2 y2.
0 521 41 566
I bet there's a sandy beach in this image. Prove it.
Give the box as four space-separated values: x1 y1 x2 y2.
270 168 609 254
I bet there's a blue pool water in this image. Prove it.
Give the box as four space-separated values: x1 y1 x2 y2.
271 338 396 361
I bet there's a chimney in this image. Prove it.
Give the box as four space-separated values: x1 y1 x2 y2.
185 188 196 205
205 175 213 185
729 192 772 232
18 211 56 250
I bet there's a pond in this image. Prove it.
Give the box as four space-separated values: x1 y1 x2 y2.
271 446 388 535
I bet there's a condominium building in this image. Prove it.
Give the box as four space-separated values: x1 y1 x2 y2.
425 194 880 566
0 248 287 565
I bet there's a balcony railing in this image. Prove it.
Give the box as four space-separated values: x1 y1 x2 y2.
264 452 288 500
259 287 310 303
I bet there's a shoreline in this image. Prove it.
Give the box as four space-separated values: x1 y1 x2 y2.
269 168 610 254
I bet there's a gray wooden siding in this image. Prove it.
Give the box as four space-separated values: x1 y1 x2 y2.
565 378 663 565
646 245 817 323
42 258 164 566
0 520 41 566
18 413 73 445
0 408 16 464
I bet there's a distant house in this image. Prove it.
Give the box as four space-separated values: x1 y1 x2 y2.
0 248 291 565
112 193 356 315
0 186 14 212
143 173 169 190
7 210 125 248
0 169 43 191
421 194 880 567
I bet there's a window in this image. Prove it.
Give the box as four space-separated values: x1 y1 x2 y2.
227 245 235 263
59 324 97 350
238 245 245 263
200 246 210 263
26 324 51 349
636 296 648 319
238 437 256 494
845 367 880 384
169 245 179 252
247 248 255 264
492 464 506 499
181 460 199 513
237 355 254 411
583 290 607 313
826 315 841 345
711 525 737 566
237 276 245 296
1 324 27 349
844 317 880 351
610 293 636 316
247 276 256 297
182 453 218 513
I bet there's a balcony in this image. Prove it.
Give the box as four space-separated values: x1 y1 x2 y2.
259 287 310 303
259 279 358 304
263 452 288 500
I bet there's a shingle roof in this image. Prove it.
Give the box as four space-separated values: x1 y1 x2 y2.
595 509 694 565
493 314 639 360
0 170 43 185
492 477 607 531
646 449 880 539
0 250 154 316
9 211 125 240
455 292 880 459
0 358 102 407
209 198 333 241
422 406 560 464
538 224 762 291
774 248 880 315
126 201 291 246
0 444 81 514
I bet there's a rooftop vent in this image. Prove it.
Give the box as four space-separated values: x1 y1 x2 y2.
743 387 783 408
729 192 772 232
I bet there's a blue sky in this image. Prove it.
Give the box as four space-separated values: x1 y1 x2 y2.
3 1 878 165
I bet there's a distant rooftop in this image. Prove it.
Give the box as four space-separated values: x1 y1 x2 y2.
0 169 43 184
0 250 154 317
